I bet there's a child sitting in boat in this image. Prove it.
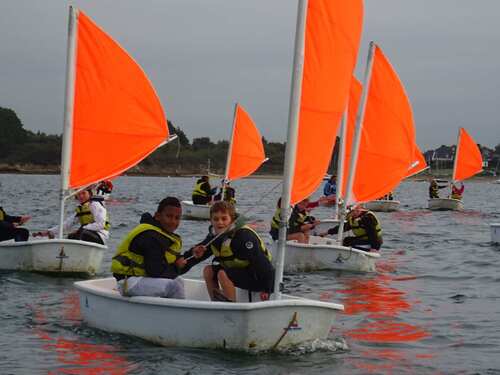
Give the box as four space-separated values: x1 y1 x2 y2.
111 197 194 299
450 182 464 200
187 201 274 302
0 206 31 242
213 180 236 205
287 197 321 244
34 188 110 244
320 204 383 252
191 175 214 205
429 178 448 199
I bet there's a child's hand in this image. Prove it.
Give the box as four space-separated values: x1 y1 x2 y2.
193 245 206 258
175 257 187 268
19 215 31 225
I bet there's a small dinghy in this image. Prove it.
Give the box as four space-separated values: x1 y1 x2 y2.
272 235 379 273
428 197 464 211
75 0 362 351
183 104 267 221
0 7 173 276
491 223 500 244
181 200 211 220
428 128 483 211
0 239 106 276
75 277 343 351
364 199 400 212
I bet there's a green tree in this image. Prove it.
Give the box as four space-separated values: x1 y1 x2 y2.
0 107 28 158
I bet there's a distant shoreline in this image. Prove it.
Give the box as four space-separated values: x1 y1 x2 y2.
0 164 496 181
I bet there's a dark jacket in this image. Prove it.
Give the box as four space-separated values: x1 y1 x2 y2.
288 206 315 234
184 225 275 293
328 211 382 249
113 213 194 280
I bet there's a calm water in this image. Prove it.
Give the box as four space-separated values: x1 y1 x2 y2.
1 174 499 374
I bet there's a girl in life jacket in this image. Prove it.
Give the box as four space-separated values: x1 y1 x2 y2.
34 189 110 245
186 201 275 303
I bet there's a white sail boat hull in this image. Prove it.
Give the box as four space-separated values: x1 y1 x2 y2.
428 198 464 211
491 223 500 244
271 235 379 273
364 200 400 212
181 200 211 220
75 277 343 351
0 239 106 276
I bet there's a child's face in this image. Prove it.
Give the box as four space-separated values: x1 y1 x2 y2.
211 210 232 234
76 190 90 204
155 206 182 233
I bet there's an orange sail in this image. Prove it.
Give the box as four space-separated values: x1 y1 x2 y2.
69 10 168 188
405 145 428 178
226 104 267 181
347 46 416 203
452 128 483 181
290 0 363 204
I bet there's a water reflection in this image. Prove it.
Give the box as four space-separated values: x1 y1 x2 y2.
30 291 136 375
334 256 433 373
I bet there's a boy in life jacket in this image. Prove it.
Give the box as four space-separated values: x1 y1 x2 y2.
287 197 321 244
110 197 193 299
429 178 447 199
191 175 214 205
269 197 317 243
34 189 110 244
187 201 275 302
321 204 383 252
214 180 236 205
0 206 31 242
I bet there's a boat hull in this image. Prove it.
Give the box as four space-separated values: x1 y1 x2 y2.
491 223 500 244
271 235 379 273
75 277 343 351
181 200 211 220
428 198 464 211
364 200 400 212
0 239 106 276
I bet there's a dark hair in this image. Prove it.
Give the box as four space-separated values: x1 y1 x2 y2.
210 201 236 220
156 197 181 213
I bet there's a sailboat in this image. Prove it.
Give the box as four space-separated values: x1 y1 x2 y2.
0 8 172 276
428 127 483 211
283 44 416 273
364 145 428 212
181 103 267 220
75 0 362 351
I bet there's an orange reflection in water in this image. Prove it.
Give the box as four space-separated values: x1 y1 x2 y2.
335 258 434 373
31 291 135 375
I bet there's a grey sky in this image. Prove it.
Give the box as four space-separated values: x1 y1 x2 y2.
1 0 499 150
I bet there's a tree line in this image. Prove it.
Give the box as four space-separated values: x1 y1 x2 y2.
1 106 499 176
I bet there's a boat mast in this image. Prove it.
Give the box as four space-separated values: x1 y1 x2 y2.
273 0 308 300
58 6 78 239
337 42 376 243
451 127 461 182
222 103 238 198
335 109 348 220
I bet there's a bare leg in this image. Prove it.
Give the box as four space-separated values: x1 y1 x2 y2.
287 232 306 243
217 270 236 302
203 265 219 300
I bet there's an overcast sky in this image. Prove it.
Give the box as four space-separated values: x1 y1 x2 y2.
1 0 499 150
